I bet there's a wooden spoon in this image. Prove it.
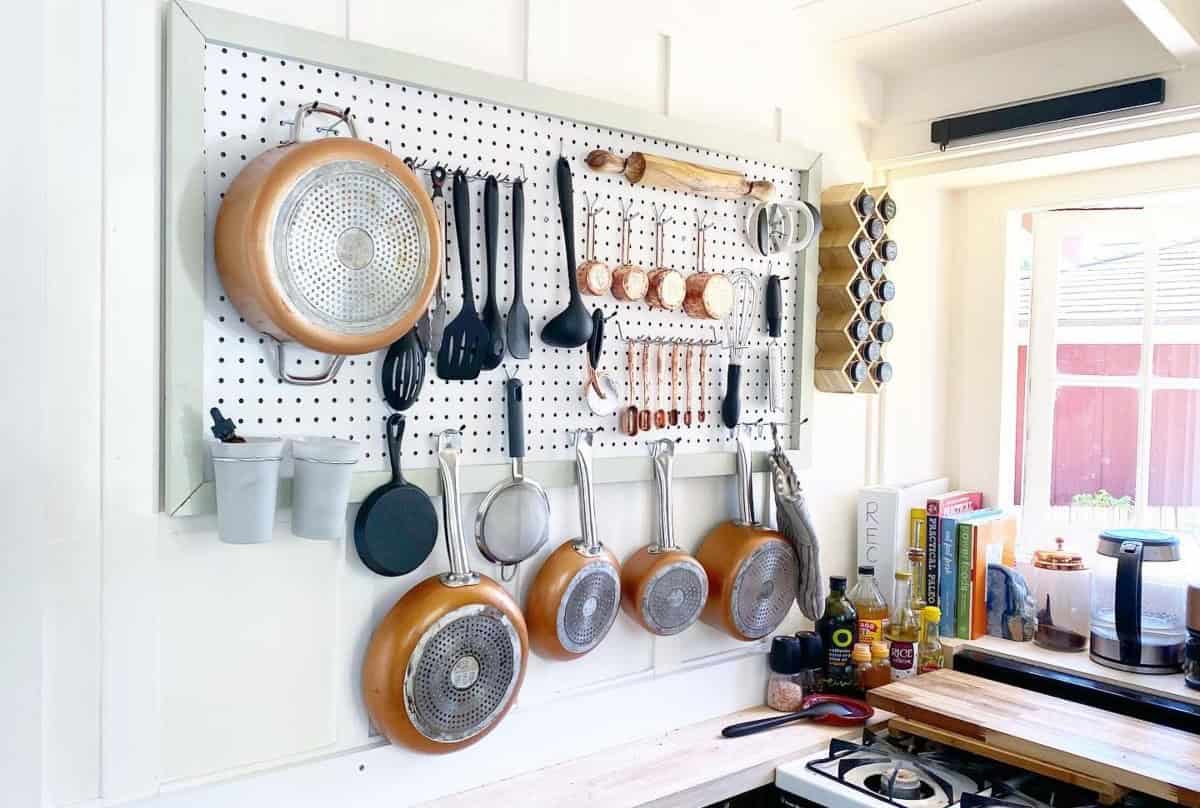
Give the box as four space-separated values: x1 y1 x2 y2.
622 340 639 436
654 342 667 429
639 340 652 433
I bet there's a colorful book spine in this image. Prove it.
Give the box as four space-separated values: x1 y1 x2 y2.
909 509 926 602
937 514 960 638
924 491 983 608
956 521 974 639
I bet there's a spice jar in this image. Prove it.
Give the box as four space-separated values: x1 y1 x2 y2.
851 643 872 698
766 633 821 711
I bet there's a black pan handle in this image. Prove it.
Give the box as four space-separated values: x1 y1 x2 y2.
506 378 525 459
723 709 818 738
766 275 782 338
484 175 499 300
512 178 525 299
556 157 580 298
587 308 605 368
452 171 475 311
386 413 405 484
721 363 741 429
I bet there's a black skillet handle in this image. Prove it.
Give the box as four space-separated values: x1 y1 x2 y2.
484 175 499 298
506 378 526 460
512 178 525 296
556 157 580 296
722 710 814 738
587 308 605 369
721 363 741 429
385 413 405 484
766 275 782 339
452 171 475 309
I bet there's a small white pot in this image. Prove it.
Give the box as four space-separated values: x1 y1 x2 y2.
291 437 360 540
210 437 285 544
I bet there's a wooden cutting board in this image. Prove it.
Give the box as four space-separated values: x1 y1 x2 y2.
867 669 1200 806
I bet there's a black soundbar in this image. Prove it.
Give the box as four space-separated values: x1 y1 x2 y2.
931 77 1165 150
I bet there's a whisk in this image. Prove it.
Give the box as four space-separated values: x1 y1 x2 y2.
721 271 759 429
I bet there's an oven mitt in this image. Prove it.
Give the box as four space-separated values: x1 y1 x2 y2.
769 447 825 622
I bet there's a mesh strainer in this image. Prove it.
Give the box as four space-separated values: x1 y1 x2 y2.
475 377 550 578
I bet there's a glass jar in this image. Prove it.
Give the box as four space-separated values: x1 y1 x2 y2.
1090 529 1187 673
1030 538 1091 652
766 634 821 711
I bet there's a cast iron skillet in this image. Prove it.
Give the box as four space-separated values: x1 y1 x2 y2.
354 413 437 576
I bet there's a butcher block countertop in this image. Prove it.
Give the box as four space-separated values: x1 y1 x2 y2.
868 668 1200 807
419 706 889 808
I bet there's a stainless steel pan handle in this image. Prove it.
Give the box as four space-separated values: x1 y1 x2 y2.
573 429 602 555
266 335 345 385
649 438 677 552
437 430 479 587
735 425 756 526
288 101 359 143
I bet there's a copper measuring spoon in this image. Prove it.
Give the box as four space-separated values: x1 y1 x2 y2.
683 343 694 427
622 340 639 436
669 343 680 427
698 343 708 424
639 340 652 433
654 342 668 429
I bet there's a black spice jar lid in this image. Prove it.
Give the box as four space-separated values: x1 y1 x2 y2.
769 635 804 674
794 630 825 670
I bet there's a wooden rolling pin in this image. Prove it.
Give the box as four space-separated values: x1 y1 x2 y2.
585 149 774 201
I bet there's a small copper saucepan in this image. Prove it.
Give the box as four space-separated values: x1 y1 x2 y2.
526 429 622 660
683 213 734 320
621 439 708 635
611 200 648 302
695 425 799 641
646 205 685 311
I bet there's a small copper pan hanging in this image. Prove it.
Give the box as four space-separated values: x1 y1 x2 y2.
684 212 734 320
646 205 686 310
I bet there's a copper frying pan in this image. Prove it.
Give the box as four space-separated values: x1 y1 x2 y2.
695 426 799 641
361 430 528 753
525 429 621 660
215 102 440 383
621 439 708 635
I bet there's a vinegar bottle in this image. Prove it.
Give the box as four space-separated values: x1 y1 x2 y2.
886 550 921 681
848 565 888 645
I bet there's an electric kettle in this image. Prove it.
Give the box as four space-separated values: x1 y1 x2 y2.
1089 529 1187 674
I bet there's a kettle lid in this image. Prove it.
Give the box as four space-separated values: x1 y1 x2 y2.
1097 528 1180 561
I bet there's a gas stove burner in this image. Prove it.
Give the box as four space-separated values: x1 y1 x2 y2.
961 774 1106 808
851 765 939 806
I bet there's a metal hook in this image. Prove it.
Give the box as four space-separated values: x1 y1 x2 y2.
519 163 527 182
559 137 565 158
613 321 626 341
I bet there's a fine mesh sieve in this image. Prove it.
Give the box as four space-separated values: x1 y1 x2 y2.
475 378 550 576
557 561 621 654
273 159 432 335
403 603 522 743
730 540 799 639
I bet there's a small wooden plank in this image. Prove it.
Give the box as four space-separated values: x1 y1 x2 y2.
888 717 1126 804
868 669 1200 807
418 707 888 808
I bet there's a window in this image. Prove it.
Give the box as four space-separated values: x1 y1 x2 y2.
1011 206 1200 552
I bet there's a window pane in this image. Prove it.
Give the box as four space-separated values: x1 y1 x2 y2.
1051 385 1138 510
1153 234 1200 378
1053 234 1145 375
1148 390 1200 545
1153 345 1200 377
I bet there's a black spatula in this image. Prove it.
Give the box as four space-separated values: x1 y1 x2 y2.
480 175 504 370
505 177 531 359
436 171 489 380
540 157 593 349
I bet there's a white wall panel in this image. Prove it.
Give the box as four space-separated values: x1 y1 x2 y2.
200 0 347 37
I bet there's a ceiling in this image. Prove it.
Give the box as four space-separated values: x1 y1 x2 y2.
791 0 1136 76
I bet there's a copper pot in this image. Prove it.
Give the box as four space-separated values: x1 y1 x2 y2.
576 199 612 296
646 209 685 310
362 431 528 753
695 427 798 641
215 103 440 382
526 430 622 660
682 215 733 320
621 439 708 635
611 202 648 302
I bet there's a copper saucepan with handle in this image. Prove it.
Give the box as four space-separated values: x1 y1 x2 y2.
526 429 622 660
215 102 440 384
695 425 799 641
621 438 708 635
361 430 528 753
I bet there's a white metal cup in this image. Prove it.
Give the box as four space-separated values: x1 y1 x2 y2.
290 437 359 540
210 437 285 544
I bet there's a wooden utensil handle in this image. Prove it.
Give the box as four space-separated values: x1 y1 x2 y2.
585 149 774 201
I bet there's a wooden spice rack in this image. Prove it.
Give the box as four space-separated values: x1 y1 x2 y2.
815 183 896 394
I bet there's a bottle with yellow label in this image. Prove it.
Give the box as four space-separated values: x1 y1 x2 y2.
848 565 888 644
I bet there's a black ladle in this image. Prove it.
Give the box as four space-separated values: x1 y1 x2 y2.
505 177 531 359
721 701 856 738
540 156 593 349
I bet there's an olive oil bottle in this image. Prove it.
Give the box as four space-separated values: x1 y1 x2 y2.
816 576 858 695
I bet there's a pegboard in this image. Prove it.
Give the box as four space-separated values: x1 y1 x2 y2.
200 45 807 477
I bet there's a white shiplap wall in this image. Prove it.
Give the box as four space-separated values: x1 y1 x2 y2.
31 2 953 807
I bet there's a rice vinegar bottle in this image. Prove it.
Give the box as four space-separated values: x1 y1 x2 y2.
886 549 921 681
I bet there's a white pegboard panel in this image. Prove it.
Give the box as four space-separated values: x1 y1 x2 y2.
202 44 805 473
